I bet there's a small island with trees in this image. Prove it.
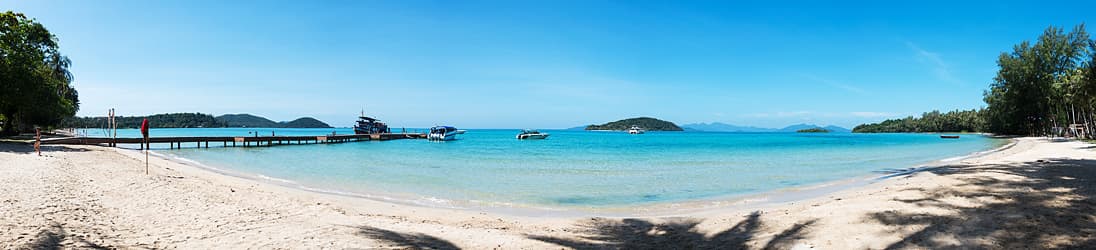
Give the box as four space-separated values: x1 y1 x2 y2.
796 127 830 133
585 117 684 131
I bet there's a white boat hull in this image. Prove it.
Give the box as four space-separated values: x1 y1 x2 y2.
428 132 458 141
517 133 550 140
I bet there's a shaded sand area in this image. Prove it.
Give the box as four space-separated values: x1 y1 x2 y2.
2 137 1094 249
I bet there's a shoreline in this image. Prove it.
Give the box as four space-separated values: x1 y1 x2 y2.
141 135 1016 218
2 137 1092 248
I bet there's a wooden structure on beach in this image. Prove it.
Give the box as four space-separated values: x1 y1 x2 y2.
41 133 427 149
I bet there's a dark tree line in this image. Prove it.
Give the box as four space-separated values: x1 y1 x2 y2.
853 109 985 133
62 113 225 129
0 12 79 135
857 24 1096 137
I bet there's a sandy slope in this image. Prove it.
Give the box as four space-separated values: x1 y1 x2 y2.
1 137 1093 249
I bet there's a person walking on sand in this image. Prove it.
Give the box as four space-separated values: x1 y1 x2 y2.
34 127 41 156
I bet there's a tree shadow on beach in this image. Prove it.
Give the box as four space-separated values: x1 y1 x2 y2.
24 223 110 250
355 225 460 250
868 158 1096 249
527 211 816 250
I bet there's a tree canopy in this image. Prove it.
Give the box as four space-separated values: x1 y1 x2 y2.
0 11 78 135
982 24 1093 136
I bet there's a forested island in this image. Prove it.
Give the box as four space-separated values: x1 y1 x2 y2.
62 113 332 129
796 127 830 133
585 117 684 131
856 24 1096 137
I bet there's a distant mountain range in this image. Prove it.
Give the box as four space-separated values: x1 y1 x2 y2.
679 122 851 133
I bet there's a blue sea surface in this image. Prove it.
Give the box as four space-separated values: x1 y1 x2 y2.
90 128 1003 208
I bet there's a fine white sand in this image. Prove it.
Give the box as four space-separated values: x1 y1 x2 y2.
2 137 1093 249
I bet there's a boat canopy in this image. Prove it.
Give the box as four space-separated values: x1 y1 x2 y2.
430 126 457 133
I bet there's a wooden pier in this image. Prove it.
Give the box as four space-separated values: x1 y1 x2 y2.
41 133 428 149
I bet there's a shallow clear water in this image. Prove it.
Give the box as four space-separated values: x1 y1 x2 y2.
92 128 1003 208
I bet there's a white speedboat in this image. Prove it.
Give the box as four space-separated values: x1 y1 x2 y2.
428 126 460 141
627 125 645 134
516 129 550 140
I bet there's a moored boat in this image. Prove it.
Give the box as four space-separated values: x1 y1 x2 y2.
516 129 550 140
353 113 389 135
429 126 460 141
940 135 960 139
627 125 645 134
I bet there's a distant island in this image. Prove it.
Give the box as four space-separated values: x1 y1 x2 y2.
585 117 684 131
679 122 851 133
62 113 332 129
796 127 830 133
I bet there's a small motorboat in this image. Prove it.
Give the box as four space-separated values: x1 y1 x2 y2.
940 135 960 139
627 125 645 134
428 126 460 141
516 129 550 140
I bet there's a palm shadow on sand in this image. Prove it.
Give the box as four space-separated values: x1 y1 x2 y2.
527 211 816 250
355 226 460 250
869 158 1096 249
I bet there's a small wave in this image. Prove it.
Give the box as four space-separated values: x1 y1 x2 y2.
256 174 299 185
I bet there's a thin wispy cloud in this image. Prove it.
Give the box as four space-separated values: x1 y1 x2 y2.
746 111 893 118
745 111 813 118
804 74 869 95
849 111 893 118
906 41 963 85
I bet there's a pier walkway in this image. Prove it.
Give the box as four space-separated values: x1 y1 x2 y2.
41 133 427 149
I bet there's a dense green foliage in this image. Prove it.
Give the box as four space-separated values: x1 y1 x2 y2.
982 25 1095 136
62 113 224 128
585 117 684 131
853 109 986 133
796 127 830 133
0 12 79 135
63 113 332 129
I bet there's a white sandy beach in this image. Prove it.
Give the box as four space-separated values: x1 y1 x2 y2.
2 137 1094 249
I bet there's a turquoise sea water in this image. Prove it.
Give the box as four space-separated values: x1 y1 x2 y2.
92 128 1003 209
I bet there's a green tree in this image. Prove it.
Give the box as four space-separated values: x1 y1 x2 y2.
0 11 78 135
983 24 1091 136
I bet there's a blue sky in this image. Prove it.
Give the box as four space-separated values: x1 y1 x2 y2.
6 1 1094 128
